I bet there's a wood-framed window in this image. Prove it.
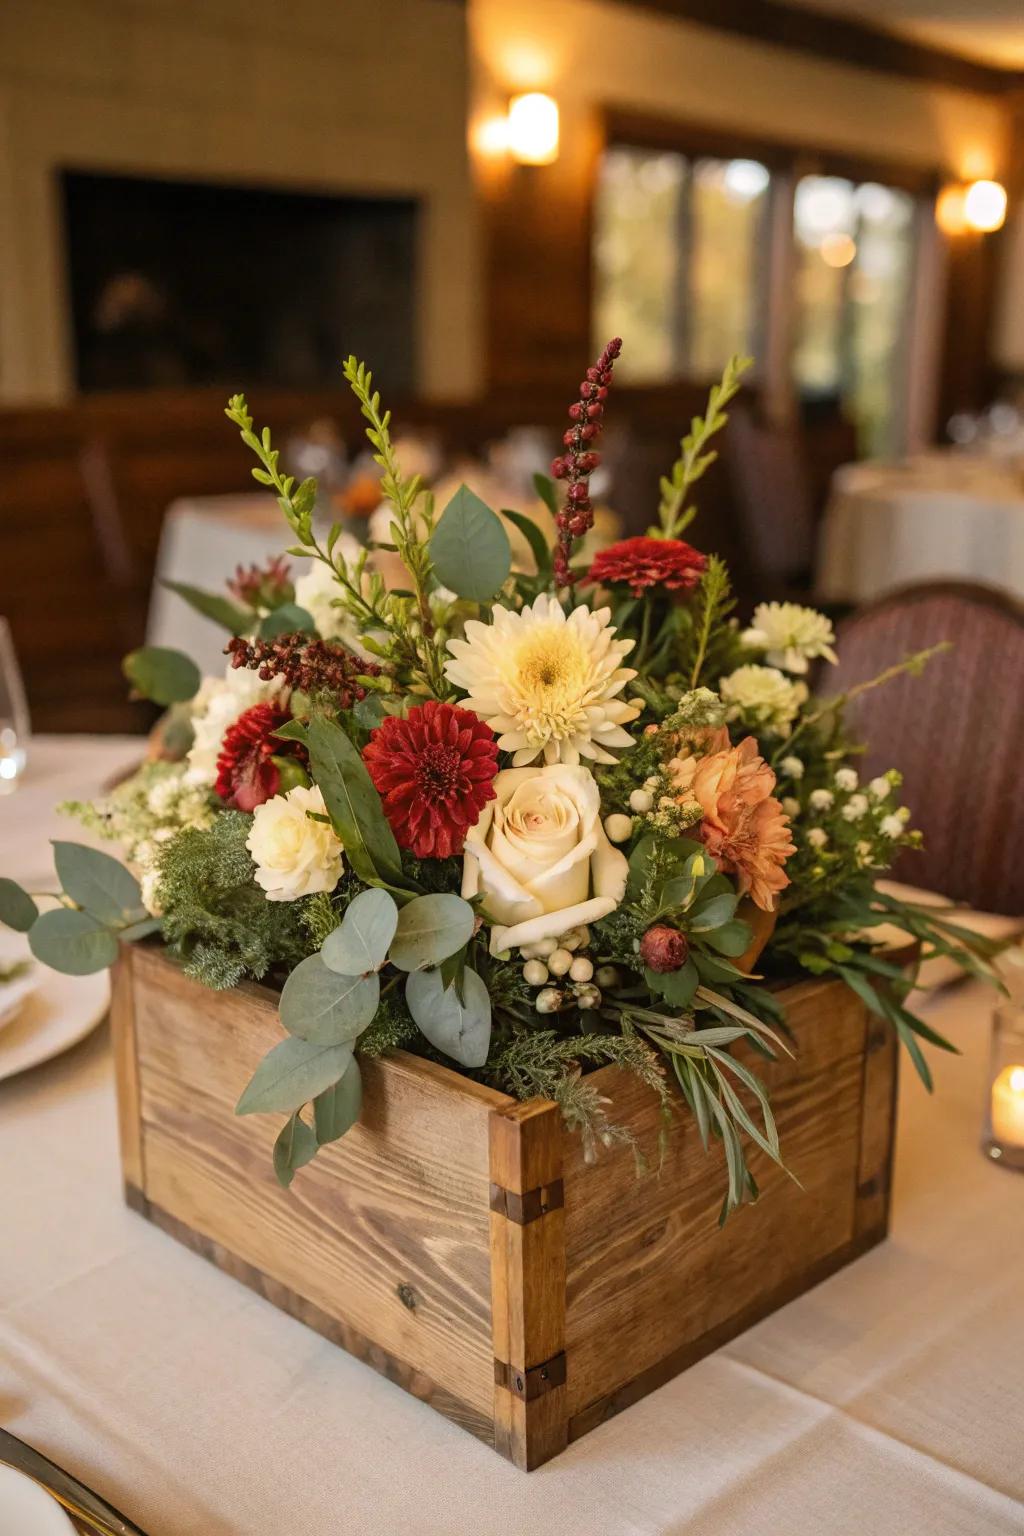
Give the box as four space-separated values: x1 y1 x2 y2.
592 109 941 455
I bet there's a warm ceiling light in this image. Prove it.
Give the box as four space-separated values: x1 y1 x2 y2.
820 232 856 269
506 93 559 165
936 185 968 235
963 179 1007 233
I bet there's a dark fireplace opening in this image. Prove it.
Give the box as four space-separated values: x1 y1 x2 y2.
61 169 418 393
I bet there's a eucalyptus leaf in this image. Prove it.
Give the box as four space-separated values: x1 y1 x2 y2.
119 916 163 942
405 966 491 1067
279 953 380 1044
236 1035 354 1115
703 918 753 957
162 580 252 635
532 471 559 519
313 1057 363 1144
389 893 475 972
0 878 38 933
321 888 398 975
122 646 200 706
52 842 144 926
689 892 740 932
273 1111 319 1189
429 485 511 602
305 716 407 890
646 956 699 1008
259 602 315 639
28 908 119 975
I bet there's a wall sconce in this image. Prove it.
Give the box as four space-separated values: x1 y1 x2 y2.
506 93 559 166
937 179 1008 235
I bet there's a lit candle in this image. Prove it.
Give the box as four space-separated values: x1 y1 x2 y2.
991 1065 1024 1149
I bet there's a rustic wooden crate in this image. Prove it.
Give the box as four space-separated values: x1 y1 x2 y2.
111 943 897 1469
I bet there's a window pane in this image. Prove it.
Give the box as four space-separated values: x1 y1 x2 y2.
592 147 769 382
689 158 769 377
793 174 916 454
592 146 687 383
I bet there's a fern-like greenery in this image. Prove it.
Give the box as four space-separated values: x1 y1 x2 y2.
676 555 746 688
157 813 317 989
655 354 753 538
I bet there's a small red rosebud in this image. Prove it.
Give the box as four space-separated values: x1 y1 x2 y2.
640 925 689 974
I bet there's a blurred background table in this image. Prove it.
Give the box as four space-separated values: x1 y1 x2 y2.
2 740 1022 1535
817 453 1024 604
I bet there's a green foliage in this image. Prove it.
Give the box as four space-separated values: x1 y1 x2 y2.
273 1111 318 1189
321 887 397 975
357 989 420 1056
0 878 38 933
52 841 145 927
676 556 739 689
656 354 753 537
430 485 512 601
158 812 315 989
236 1035 354 1115
314 1057 363 1144
162 580 252 636
491 1024 671 1166
389 893 475 971
405 965 491 1067
258 602 315 639
29 908 119 974
279 953 380 1043
305 715 410 893
122 646 201 706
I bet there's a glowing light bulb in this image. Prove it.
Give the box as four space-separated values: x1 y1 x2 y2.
820 232 856 269
506 93 559 166
964 179 1007 233
1010 1067 1024 1094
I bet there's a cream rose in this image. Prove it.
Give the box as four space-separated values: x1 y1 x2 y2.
462 764 628 955
246 785 344 901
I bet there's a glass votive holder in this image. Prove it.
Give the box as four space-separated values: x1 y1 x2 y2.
983 997 1024 1172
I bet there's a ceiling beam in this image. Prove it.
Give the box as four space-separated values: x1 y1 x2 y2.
617 0 1024 96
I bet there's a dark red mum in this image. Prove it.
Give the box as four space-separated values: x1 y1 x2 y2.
362 701 499 860
215 703 293 812
586 536 707 599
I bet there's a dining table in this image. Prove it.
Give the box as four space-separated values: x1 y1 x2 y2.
2 737 1022 1535
816 451 1024 605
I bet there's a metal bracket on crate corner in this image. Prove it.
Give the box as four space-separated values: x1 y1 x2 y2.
494 1352 567 1401
489 1178 564 1225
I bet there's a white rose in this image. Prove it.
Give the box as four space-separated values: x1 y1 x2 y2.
185 664 285 787
462 764 627 956
246 785 344 901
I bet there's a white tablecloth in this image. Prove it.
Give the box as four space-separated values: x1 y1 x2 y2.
2 740 1023 1534
816 454 1024 604
147 496 291 674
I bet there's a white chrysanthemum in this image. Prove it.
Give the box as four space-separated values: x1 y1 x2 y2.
742 602 838 674
444 593 639 766
719 665 808 734
185 663 285 787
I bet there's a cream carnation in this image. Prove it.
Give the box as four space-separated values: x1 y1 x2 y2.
719 665 807 733
246 785 344 901
742 602 838 674
445 594 639 766
462 764 628 954
185 664 285 787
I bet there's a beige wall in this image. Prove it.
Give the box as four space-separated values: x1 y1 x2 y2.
470 0 1009 178
0 0 481 403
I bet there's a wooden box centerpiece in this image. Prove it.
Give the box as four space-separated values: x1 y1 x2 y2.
112 942 896 1471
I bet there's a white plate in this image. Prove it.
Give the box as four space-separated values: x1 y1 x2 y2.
0 932 109 1083
0 1463 76 1535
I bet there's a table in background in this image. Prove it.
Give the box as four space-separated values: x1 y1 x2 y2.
2 739 1022 1535
147 495 290 674
816 453 1024 605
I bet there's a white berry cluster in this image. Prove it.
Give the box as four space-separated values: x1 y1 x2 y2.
519 926 620 1013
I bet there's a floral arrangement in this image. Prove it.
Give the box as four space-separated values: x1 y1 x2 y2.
0 347 1001 1217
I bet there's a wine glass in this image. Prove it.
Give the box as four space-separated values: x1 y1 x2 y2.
0 618 29 793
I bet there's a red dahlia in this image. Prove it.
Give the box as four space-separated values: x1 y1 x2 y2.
586 536 707 598
362 701 499 860
215 703 294 812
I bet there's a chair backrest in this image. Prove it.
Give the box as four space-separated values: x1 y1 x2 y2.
830 581 1024 915
726 405 816 586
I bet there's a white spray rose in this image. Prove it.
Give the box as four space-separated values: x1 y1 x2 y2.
185 664 285 787
246 785 344 901
462 764 628 955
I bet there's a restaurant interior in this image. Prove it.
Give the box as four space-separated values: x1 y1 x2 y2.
2 3 1024 1533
